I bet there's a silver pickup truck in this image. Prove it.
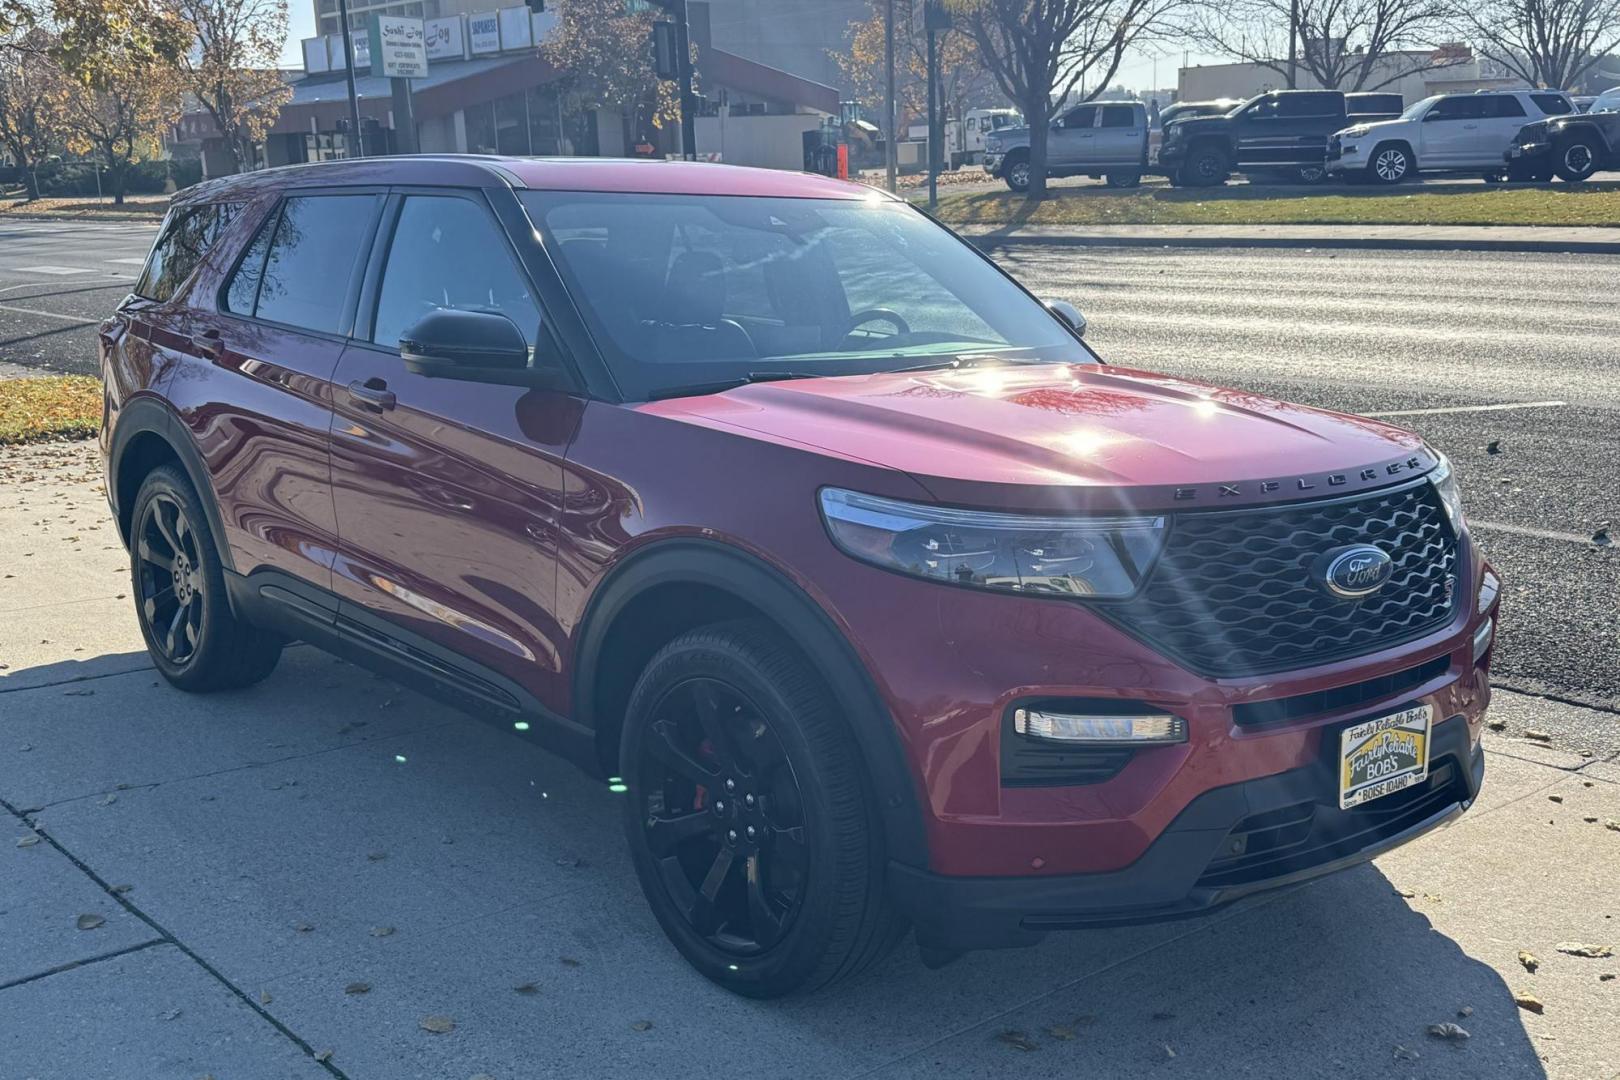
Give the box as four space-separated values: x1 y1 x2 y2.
983 100 1149 192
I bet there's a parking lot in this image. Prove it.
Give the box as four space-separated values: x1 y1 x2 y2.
2 217 1618 1078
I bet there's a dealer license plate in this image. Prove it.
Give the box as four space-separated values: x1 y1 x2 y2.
1338 704 1432 810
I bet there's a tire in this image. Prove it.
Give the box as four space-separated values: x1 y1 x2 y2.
620 619 906 997
129 464 283 691
1179 146 1227 187
1554 137 1600 183
1367 142 1411 185
1003 155 1031 193
1105 171 1142 189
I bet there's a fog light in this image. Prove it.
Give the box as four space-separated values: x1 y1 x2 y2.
1472 618 1494 664
1477 569 1500 614
1013 709 1186 745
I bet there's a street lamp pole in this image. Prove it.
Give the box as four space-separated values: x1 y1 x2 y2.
336 0 365 157
884 0 896 193
1287 0 1300 89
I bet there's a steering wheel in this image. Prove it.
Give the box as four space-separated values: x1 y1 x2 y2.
842 308 912 339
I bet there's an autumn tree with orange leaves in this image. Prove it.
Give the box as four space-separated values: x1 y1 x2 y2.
834 0 997 147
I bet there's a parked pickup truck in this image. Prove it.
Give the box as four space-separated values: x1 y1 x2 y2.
1157 89 1350 186
984 100 1149 192
1506 108 1620 182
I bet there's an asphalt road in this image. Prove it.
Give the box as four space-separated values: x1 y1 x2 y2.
2 220 1615 742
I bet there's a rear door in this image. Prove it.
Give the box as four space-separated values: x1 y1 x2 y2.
326 186 579 717
172 190 384 591
1049 105 1098 168
1096 104 1144 165
1468 95 1529 165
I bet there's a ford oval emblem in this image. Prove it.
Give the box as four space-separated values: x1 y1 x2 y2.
1316 544 1394 600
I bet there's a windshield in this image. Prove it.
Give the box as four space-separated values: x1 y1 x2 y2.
520 192 1093 400
1400 96 1440 121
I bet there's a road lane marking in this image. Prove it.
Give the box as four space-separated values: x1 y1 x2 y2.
1361 401 1567 418
106 257 147 266
0 303 98 325
14 265 95 276
1469 519 1599 545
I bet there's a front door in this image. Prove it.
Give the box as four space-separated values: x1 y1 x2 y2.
1419 96 1488 166
1049 105 1098 168
326 188 578 717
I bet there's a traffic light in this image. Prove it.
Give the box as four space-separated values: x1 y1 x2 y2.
651 20 679 81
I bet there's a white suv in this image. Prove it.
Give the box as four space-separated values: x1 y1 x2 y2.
1327 90 1575 183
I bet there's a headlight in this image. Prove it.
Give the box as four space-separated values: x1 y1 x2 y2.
985 136 1002 153
1428 452 1465 533
819 488 1165 597
1341 125 1371 139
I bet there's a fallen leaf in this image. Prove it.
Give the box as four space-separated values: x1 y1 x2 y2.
159 1008 182 1021
630 1020 653 1032
1556 942 1613 959
1548 794 1563 804
1514 991 1544 1014
1395 888 1416 898
314 1049 332 1063
1519 950 1540 973
1485 440 1501 454
370 926 395 937
1524 730 1553 743
100 794 116 806
294 922 314 933
1594 529 1612 547
1427 1022 1469 1042
419 1014 456 1034
259 990 272 1005
1393 1044 1421 1062
344 982 371 995
16 835 40 848
1600 974 1615 982
1163 1043 1177 1059
76 913 105 930
1606 820 1620 832
559 956 581 967
1458 1005 1473 1018
513 983 539 996
1486 719 1507 731
995 1030 1038 1052
1586 817 1601 824
110 883 133 894
1046 1024 1075 1040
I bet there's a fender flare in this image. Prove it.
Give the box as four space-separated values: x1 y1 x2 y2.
573 538 930 869
108 395 235 574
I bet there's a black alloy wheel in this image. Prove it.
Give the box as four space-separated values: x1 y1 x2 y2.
128 465 282 690
1555 138 1599 182
1181 147 1228 187
620 620 905 997
136 490 205 664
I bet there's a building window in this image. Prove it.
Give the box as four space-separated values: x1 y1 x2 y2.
495 91 529 155
464 101 498 154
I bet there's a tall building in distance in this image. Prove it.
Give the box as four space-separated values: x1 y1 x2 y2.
695 0 869 91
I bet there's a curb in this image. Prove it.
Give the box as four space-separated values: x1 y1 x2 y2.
960 228 1620 255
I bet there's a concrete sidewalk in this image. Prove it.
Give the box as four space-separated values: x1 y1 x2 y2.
3 439 1618 1080
959 222 1620 254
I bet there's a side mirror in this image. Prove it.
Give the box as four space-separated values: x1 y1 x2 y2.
1044 298 1087 337
399 308 538 385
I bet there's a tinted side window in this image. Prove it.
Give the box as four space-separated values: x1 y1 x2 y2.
253 195 379 334
1490 96 1527 118
1062 106 1097 129
1427 96 1483 121
136 202 242 302
223 207 278 316
1278 93 1339 117
1100 105 1137 128
1531 93 1572 115
370 196 543 353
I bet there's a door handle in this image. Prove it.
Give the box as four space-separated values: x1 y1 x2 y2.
348 378 396 411
192 329 224 360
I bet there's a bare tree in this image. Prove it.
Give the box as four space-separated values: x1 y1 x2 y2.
1184 0 1461 91
1448 0 1620 89
957 0 1180 198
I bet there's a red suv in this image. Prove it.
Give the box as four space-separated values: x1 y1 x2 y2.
100 157 1498 997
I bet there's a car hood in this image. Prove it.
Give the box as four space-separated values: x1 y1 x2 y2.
641 364 1432 513
988 125 1031 144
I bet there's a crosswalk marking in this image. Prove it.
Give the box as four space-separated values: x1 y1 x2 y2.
15 265 95 275
106 257 147 266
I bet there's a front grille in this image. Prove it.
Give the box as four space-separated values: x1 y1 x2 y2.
1195 759 1464 888
1098 480 1458 678
1232 654 1451 728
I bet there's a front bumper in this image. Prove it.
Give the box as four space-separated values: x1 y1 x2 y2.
1325 137 1360 173
982 153 1004 176
893 713 1483 951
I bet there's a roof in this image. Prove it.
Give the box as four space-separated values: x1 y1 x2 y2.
177 154 887 205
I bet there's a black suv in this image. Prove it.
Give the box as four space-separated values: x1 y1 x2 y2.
1159 90 1348 186
1507 109 1620 182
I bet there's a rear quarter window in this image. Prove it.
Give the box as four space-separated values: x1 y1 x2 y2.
135 202 243 302
1531 93 1573 115
220 194 379 334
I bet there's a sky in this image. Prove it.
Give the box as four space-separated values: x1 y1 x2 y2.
279 2 315 67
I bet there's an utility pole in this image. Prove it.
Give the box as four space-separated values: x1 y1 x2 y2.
674 0 696 160
336 0 365 157
925 0 950 211
884 0 896 193
1287 0 1300 89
